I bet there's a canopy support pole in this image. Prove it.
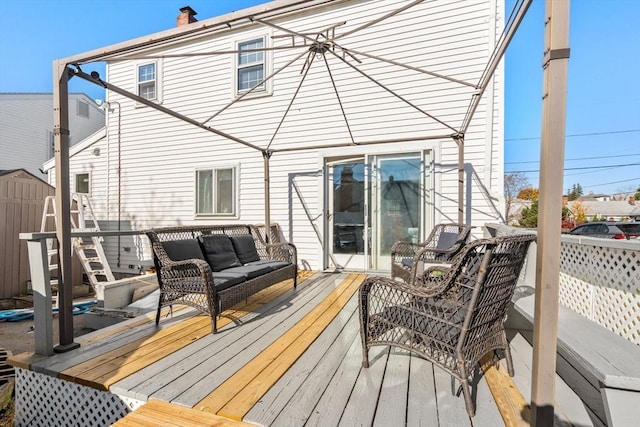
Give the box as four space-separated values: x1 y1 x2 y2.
263 151 272 244
531 0 570 425
455 135 465 224
52 61 79 352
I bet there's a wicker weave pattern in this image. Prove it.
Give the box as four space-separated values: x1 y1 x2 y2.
145 224 297 333
359 233 535 416
390 223 473 284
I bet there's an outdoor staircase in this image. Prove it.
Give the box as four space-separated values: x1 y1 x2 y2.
41 193 115 298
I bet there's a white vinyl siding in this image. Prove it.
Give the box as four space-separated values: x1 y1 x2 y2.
62 0 503 271
0 93 105 176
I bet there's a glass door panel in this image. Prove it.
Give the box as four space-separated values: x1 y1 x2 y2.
373 154 422 270
327 159 368 270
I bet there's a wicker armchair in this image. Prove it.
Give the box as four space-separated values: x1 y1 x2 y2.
359 233 535 416
390 223 473 284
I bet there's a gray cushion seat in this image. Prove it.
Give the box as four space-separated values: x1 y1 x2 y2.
245 259 291 271
211 272 246 291
223 264 272 279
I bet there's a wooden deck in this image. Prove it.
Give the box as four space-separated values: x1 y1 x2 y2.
13 271 529 426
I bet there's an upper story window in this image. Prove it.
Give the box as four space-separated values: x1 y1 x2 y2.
137 62 157 100
77 99 90 118
195 166 238 216
236 37 267 94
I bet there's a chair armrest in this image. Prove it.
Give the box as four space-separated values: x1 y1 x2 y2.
391 241 427 257
156 258 216 296
264 242 297 265
360 275 452 301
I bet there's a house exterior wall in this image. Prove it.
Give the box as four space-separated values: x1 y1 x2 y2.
51 0 505 273
0 93 105 177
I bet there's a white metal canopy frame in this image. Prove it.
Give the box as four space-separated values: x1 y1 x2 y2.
49 0 569 424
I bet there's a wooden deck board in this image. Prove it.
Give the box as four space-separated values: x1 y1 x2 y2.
243 297 360 426
406 354 439 426
195 273 366 418
111 271 327 401
372 348 411 427
18 271 533 426
113 400 253 427
158 273 351 405
337 346 389 427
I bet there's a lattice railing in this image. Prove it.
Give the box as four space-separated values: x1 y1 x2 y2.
559 236 639 344
487 224 639 344
14 368 144 427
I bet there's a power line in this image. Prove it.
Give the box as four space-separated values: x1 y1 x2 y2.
506 153 640 165
585 177 640 189
506 162 640 174
505 129 640 142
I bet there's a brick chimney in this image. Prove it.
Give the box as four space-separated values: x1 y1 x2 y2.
177 6 197 26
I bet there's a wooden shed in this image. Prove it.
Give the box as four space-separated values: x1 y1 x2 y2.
0 169 82 299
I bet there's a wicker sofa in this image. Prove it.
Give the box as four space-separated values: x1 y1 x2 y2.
145 224 297 333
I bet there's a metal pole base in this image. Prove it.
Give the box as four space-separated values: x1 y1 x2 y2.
54 342 80 353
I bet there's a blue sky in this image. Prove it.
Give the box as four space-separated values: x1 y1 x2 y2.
1 0 638 196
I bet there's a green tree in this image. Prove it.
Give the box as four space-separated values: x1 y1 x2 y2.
519 200 569 229
519 200 538 228
634 185 640 200
567 183 583 201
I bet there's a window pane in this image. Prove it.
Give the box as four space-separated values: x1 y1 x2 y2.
138 64 155 82
196 170 213 214
76 173 89 194
238 65 264 91
139 82 156 100
238 39 264 65
215 168 234 214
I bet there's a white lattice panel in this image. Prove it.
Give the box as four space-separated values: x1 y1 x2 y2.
559 273 593 317
14 368 135 426
593 286 640 344
560 238 640 344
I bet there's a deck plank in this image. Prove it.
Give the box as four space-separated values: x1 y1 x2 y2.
195 273 366 419
508 331 604 427
268 317 363 426
336 346 389 427
432 364 472 426
157 273 351 405
113 400 252 427
59 273 313 390
406 354 439 426
372 348 411 427
111 271 327 400
244 297 360 426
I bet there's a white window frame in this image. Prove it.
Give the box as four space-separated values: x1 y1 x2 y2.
135 59 163 105
195 165 239 218
75 172 91 194
233 34 273 98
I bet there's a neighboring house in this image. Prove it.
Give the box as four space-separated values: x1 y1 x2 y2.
0 93 105 177
47 0 507 274
567 198 639 222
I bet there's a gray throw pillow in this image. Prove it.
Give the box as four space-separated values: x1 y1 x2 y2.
199 234 242 272
161 239 205 262
230 234 261 264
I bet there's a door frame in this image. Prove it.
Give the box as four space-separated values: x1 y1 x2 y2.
319 142 439 272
